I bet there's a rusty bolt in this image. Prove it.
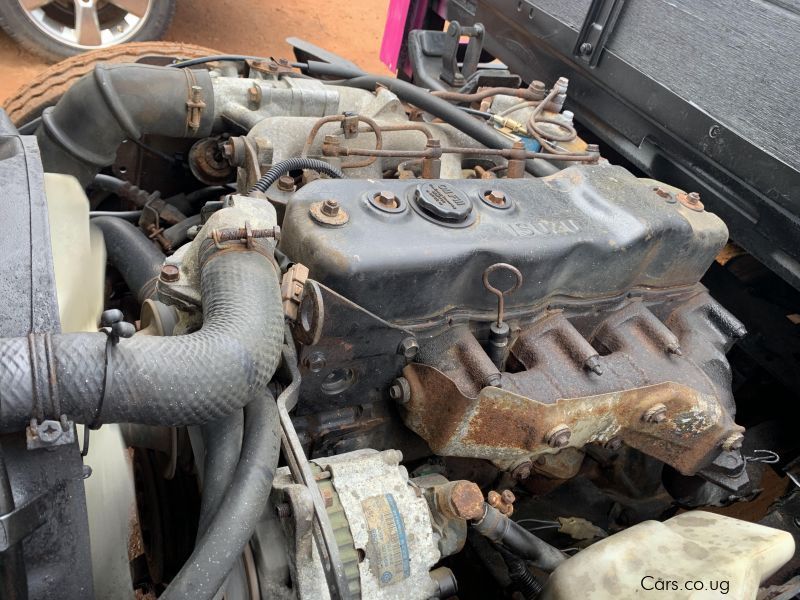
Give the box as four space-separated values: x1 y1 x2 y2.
389 377 411 404
435 480 485 521
160 264 180 283
277 175 296 192
545 424 572 448
653 186 671 199
374 190 399 209
722 432 744 452
247 83 262 107
643 403 668 423
511 461 532 480
397 337 419 359
321 199 340 217
677 191 705 212
487 490 517 516
484 190 507 206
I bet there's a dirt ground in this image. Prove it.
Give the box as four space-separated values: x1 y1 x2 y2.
0 0 392 103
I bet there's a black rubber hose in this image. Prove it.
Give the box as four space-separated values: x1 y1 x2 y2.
472 505 566 572
498 546 544 600
196 410 244 537
35 63 214 186
164 214 202 248
91 216 164 303
0 246 283 431
162 391 280 600
249 157 345 194
0 442 27 600
323 74 558 177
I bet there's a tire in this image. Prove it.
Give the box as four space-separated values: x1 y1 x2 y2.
0 0 178 63
3 41 221 127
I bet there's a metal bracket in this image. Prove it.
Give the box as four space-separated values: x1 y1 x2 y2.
441 20 485 85
573 0 627 67
0 483 62 552
26 416 76 450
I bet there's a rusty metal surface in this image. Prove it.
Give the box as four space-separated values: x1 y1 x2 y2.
400 292 746 476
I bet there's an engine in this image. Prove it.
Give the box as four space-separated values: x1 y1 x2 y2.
0 44 794 600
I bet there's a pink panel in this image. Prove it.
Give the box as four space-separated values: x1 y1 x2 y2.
380 0 412 72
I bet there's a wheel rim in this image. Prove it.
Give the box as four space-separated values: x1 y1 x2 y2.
17 0 154 49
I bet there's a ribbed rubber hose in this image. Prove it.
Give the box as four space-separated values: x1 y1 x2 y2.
162 392 280 600
91 216 164 303
249 157 344 194
0 248 283 431
328 75 558 177
196 410 244 537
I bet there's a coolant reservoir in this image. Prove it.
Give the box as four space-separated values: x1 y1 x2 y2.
542 511 794 599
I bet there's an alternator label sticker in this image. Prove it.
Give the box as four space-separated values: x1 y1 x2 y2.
361 493 411 586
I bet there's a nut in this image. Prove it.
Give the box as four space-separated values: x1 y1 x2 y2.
309 200 349 226
488 489 516 516
545 424 572 448
321 199 340 217
397 337 419 359
160 264 180 283
722 432 744 452
389 377 411 404
677 191 705 212
643 403 667 423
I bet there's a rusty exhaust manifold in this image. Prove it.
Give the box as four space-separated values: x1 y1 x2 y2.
399 293 745 477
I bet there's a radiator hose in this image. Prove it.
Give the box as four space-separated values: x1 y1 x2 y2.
35 63 214 186
0 235 283 430
91 216 164 303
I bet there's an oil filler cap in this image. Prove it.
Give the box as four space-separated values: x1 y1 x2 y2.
414 182 472 223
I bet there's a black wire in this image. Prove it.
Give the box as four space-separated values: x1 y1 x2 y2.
169 55 305 69
457 106 494 119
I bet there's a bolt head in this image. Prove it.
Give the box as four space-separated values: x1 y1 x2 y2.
374 190 399 209
511 461 532 480
398 337 419 359
545 424 572 448
160 264 180 283
321 199 340 217
484 190 507 206
277 175 296 192
643 403 668 423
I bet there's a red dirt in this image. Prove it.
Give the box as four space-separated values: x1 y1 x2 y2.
0 0 392 104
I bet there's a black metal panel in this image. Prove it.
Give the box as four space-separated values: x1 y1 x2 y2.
0 116 94 599
445 0 800 291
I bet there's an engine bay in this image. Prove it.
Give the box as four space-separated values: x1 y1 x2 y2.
0 36 796 600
